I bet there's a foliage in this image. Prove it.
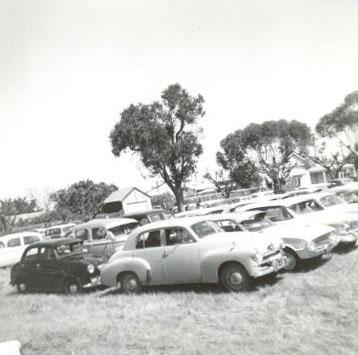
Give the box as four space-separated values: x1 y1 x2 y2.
316 91 358 155
151 192 175 210
110 83 205 211
305 139 354 180
218 119 311 193
50 180 117 221
203 172 237 199
0 197 39 233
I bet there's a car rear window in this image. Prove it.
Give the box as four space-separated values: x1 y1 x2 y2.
191 221 221 238
24 236 41 245
109 223 138 236
249 207 293 222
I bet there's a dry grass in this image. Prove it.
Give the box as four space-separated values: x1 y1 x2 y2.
1 248 358 355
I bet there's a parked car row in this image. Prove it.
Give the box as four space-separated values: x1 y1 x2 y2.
7 189 358 294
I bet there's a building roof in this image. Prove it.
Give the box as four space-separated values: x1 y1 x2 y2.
104 187 150 204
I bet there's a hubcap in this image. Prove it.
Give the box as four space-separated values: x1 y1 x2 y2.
229 272 243 286
69 284 78 294
126 278 138 291
19 283 26 292
285 253 296 270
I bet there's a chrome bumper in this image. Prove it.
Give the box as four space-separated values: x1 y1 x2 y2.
251 252 287 277
82 276 101 289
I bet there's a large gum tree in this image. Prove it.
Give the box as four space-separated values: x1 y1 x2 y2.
110 84 205 211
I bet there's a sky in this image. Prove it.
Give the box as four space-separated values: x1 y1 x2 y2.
0 0 358 201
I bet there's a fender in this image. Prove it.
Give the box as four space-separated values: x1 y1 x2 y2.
100 257 152 287
200 247 253 283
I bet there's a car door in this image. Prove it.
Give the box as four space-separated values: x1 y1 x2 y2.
132 229 165 284
18 247 41 288
162 227 201 283
35 247 62 290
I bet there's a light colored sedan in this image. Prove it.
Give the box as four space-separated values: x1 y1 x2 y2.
0 231 43 267
100 217 286 293
65 218 139 259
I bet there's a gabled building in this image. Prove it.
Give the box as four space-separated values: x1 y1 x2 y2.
287 152 356 189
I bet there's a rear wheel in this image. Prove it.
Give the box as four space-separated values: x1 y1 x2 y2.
118 272 141 294
63 278 80 295
219 263 252 292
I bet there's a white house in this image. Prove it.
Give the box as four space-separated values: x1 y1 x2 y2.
100 187 152 215
287 153 356 189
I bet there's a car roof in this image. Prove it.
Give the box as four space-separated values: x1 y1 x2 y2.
26 238 83 249
0 231 42 241
71 218 138 230
204 210 266 222
46 223 76 230
123 209 167 217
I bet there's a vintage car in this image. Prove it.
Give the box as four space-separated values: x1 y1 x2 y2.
44 223 76 240
329 183 358 204
10 239 102 294
236 197 357 250
204 211 337 271
0 231 43 268
65 218 139 259
123 209 172 225
100 218 287 293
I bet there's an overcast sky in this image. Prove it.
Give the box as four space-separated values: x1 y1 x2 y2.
0 0 357 201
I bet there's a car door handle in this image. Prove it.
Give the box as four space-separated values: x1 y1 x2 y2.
36 264 41 268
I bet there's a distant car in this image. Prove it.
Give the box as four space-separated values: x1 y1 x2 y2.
10 239 102 294
123 209 172 225
328 178 353 188
330 183 358 204
205 211 337 271
65 218 139 258
100 217 286 293
0 231 43 268
44 223 76 240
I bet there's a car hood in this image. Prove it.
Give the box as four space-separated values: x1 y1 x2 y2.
266 222 334 242
200 232 281 254
293 211 358 225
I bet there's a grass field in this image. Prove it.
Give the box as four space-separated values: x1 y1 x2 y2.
1 248 358 355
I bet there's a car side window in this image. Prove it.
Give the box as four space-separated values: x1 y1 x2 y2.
7 238 21 248
165 228 195 245
24 247 39 262
0 241 5 248
136 230 162 249
24 236 40 245
92 227 107 240
74 229 89 241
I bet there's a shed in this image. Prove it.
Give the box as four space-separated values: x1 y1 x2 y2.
100 187 152 215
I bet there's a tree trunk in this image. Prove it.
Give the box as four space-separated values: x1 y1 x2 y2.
272 178 283 194
174 187 185 212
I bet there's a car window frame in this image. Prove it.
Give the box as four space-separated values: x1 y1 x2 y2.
163 226 197 246
135 229 164 249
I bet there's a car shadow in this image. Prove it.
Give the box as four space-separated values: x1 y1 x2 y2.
332 244 357 254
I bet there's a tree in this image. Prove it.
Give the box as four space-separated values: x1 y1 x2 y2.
50 180 117 221
316 91 358 156
219 120 312 193
0 197 39 233
305 139 354 180
203 172 237 199
216 133 260 190
110 84 205 211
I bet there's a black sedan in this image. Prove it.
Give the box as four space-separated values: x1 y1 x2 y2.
10 239 103 294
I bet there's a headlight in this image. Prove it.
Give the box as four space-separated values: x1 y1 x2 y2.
87 264 95 274
251 253 263 264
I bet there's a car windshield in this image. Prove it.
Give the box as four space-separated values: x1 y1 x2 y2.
108 222 139 236
289 199 324 214
250 207 293 222
191 221 222 238
55 243 86 258
320 194 345 207
335 191 358 203
241 217 273 231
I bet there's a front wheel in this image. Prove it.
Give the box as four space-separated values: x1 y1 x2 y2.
118 273 141 294
283 250 299 271
219 263 252 292
17 281 28 293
